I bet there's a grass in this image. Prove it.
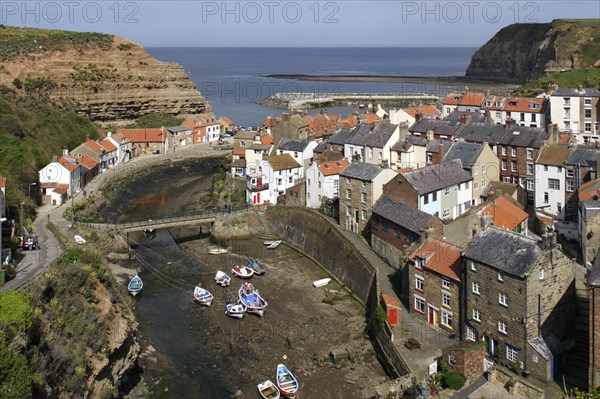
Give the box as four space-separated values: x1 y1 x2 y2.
513 67 600 96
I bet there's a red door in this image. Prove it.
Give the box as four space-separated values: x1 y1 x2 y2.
256 192 260 204
428 310 434 324
388 309 397 326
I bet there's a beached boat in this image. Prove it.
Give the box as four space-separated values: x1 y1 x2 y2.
276 364 299 398
215 270 231 287
313 278 332 288
238 282 268 317
267 240 282 249
193 285 214 306
74 235 86 245
263 240 279 246
209 248 228 255
247 258 266 276
232 265 254 279
257 380 280 399
128 275 143 297
225 303 246 319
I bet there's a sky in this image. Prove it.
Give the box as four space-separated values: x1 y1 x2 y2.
2 1 599 47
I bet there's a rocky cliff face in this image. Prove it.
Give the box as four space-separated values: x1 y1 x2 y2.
466 19 600 83
0 29 211 126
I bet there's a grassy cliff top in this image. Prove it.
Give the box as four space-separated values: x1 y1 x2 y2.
0 25 113 61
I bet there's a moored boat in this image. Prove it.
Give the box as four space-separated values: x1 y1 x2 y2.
215 270 231 286
209 248 228 255
257 380 280 399
193 285 214 306
263 240 279 246
276 364 299 398
267 240 282 249
74 235 86 245
225 303 246 319
247 258 266 275
238 282 268 317
128 274 143 297
313 278 332 288
232 265 254 279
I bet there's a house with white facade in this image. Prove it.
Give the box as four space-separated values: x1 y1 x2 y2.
38 153 82 205
166 125 193 149
106 132 133 164
245 143 272 172
246 154 302 205
482 95 549 128
305 160 349 208
549 87 600 143
344 124 372 162
442 92 486 115
276 138 318 174
534 144 571 218
390 136 428 171
182 115 221 144
364 123 402 168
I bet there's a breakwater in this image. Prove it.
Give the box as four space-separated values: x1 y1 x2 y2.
258 92 440 109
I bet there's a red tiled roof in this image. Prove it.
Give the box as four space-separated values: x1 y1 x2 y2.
260 135 273 145
478 196 528 231
57 156 80 172
502 97 546 113
363 113 381 124
443 93 463 105
262 116 274 127
182 114 219 129
413 238 463 281
83 139 104 155
415 105 441 115
54 184 69 195
319 160 349 176
404 109 417 118
381 293 401 309
0 176 6 189
232 147 246 156
579 179 600 201
100 138 118 152
77 154 98 170
458 92 486 106
117 128 166 143
220 116 234 125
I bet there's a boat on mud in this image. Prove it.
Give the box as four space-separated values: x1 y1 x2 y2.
74 235 86 245
238 282 268 317
263 240 280 246
232 265 254 279
267 240 282 249
128 275 143 297
276 364 299 398
193 285 214 306
313 278 332 288
209 248 228 255
257 380 280 399
247 258 266 276
225 303 246 319
215 270 231 286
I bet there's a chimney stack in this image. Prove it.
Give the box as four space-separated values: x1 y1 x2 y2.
62 147 68 156
427 130 434 141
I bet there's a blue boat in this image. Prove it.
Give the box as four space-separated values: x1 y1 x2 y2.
128 274 143 297
276 364 299 398
238 282 268 317
247 258 266 276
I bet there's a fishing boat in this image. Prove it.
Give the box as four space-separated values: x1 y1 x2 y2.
267 240 282 249
263 240 279 246
257 380 280 399
313 278 332 288
225 303 246 319
247 258 266 276
193 285 214 306
232 265 254 279
209 248 228 255
128 275 143 297
215 270 231 287
276 364 299 398
238 282 268 317
74 235 86 245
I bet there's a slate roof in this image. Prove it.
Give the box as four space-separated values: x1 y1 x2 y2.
499 126 548 149
313 141 327 154
267 154 301 171
166 125 190 133
455 122 506 145
464 227 541 277
345 124 373 146
552 87 600 97
339 162 382 181
426 139 453 154
366 123 398 148
566 147 598 170
372 196 433 235
444 110 486 123
590 252 600 287
391 136 428 152
278 138 310 152
536 145 571 166
329 129 352 146
234 131 256 140
443 142 483 170
409 119 460 137
402 160 472 194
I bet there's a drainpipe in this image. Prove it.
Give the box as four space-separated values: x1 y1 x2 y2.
593 287 596 387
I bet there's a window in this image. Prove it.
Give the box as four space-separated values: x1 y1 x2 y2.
442 280 450 289
361 192 367 203
548 178 560 190
544 192 549 203
346 189 351 199
585 123 592 132
511 161 517 172
442 291 451 307
470 261 476 271
346 178 351 186
567 169 574 178
361 210 367 220
318 195 321 202
527 148 533 159
506 345 518 362
307 192 310 199
482 179 487 187
558 167 562 173
465 181 470 190
498 321 507 334
423 194 429 205
563 97 571 106
444 188 450 196
543 165 548 172
294 152 298 158
531 114 536 122
527 179 534 191
481 164 486 174
415 276 424 292
441 311 452 328
368 148 373 158
346 207 351 216
564 108 571 119
585 109 592 119
427 153 433 164
432 192 437 201
466 326 476 341
527 163 534 175
448 355 456 365
382 222 388 232
502 160 507 171
395 229 401 238
567 179 574 192
474 182 479 190
557 203 562 213
495 111 501 118
498 273 504 282
442 208 451 218
416 258 425 269
585 98 592 105
539 269 545 280
414 296 425 314
472 282 480 294
511 148 517 157
520 113 525 122
501 147 507 156
499 293 508 307
361 181 366 188
473 309 481 322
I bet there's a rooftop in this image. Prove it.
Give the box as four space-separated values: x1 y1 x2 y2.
536 145 571 166
340 162 382 181
345 124 373 146
566 147 598 170
372 196 434 235
455 122 506 145
278 137 310 152
443 142 483 169
499 126 548 149
329 129 353 146
319 160 349 176
409 119 460 137
478 196 529 231
401 160 472 194
267 154 301 171
365 123 398 149
414 238 463 281
552 87 600 97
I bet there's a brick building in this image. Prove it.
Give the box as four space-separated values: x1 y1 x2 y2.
463 227 576 382
565 147 599 221
589 253 600 388
442 341 487 380
579 179 600 266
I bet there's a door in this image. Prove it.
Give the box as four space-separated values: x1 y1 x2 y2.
485 336 498 356
428 306 438 326
388 309 397 326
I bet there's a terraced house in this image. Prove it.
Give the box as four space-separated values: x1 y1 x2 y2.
463 227 576 382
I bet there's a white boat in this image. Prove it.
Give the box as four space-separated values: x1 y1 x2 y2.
215 270 231 287
263 240 279 246
209 248 228 255
238 282 268 317
232 265 254 279
128 275 143 296
267 240 282 249
313 278 332 288
225 303 246 319
276 364 299 398
74 235 86 245
257 380 280 399
193 285 213 306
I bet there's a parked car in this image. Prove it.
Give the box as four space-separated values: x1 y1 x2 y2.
22 236 40 251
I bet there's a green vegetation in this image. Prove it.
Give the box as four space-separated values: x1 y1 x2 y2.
70 63 119 94
433 359 467 391
514 67 600 96
373 305 388 328
0 291 33 331
0 25 113 61
128 112 184 128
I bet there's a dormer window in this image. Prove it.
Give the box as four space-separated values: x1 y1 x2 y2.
486 101 492 107
496 101 502 107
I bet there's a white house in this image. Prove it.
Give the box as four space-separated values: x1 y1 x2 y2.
364 123 401 168
482 95 549 128
38 154 82 205
549 87 600 144
106 132 133 164
534 144 570 218
245 143 272 172
390 136 428 171
182 115 221 144
305 160 349 208
246 154 302 205
276 138 318 175
343 124 372 162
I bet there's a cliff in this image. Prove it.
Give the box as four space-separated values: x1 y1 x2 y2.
0 26 211 126
466 19 600 83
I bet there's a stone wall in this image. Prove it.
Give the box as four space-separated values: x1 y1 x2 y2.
590 285 600 388
442 341 486 379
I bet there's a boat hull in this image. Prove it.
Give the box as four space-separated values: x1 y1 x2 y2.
257 380 280 399
128 275 143 297
313 278 332 288
232 266 254 279
276 364 299 397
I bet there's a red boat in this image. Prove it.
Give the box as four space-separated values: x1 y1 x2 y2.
232 265 254 279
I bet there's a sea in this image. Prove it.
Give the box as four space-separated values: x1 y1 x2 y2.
146 47 477 127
